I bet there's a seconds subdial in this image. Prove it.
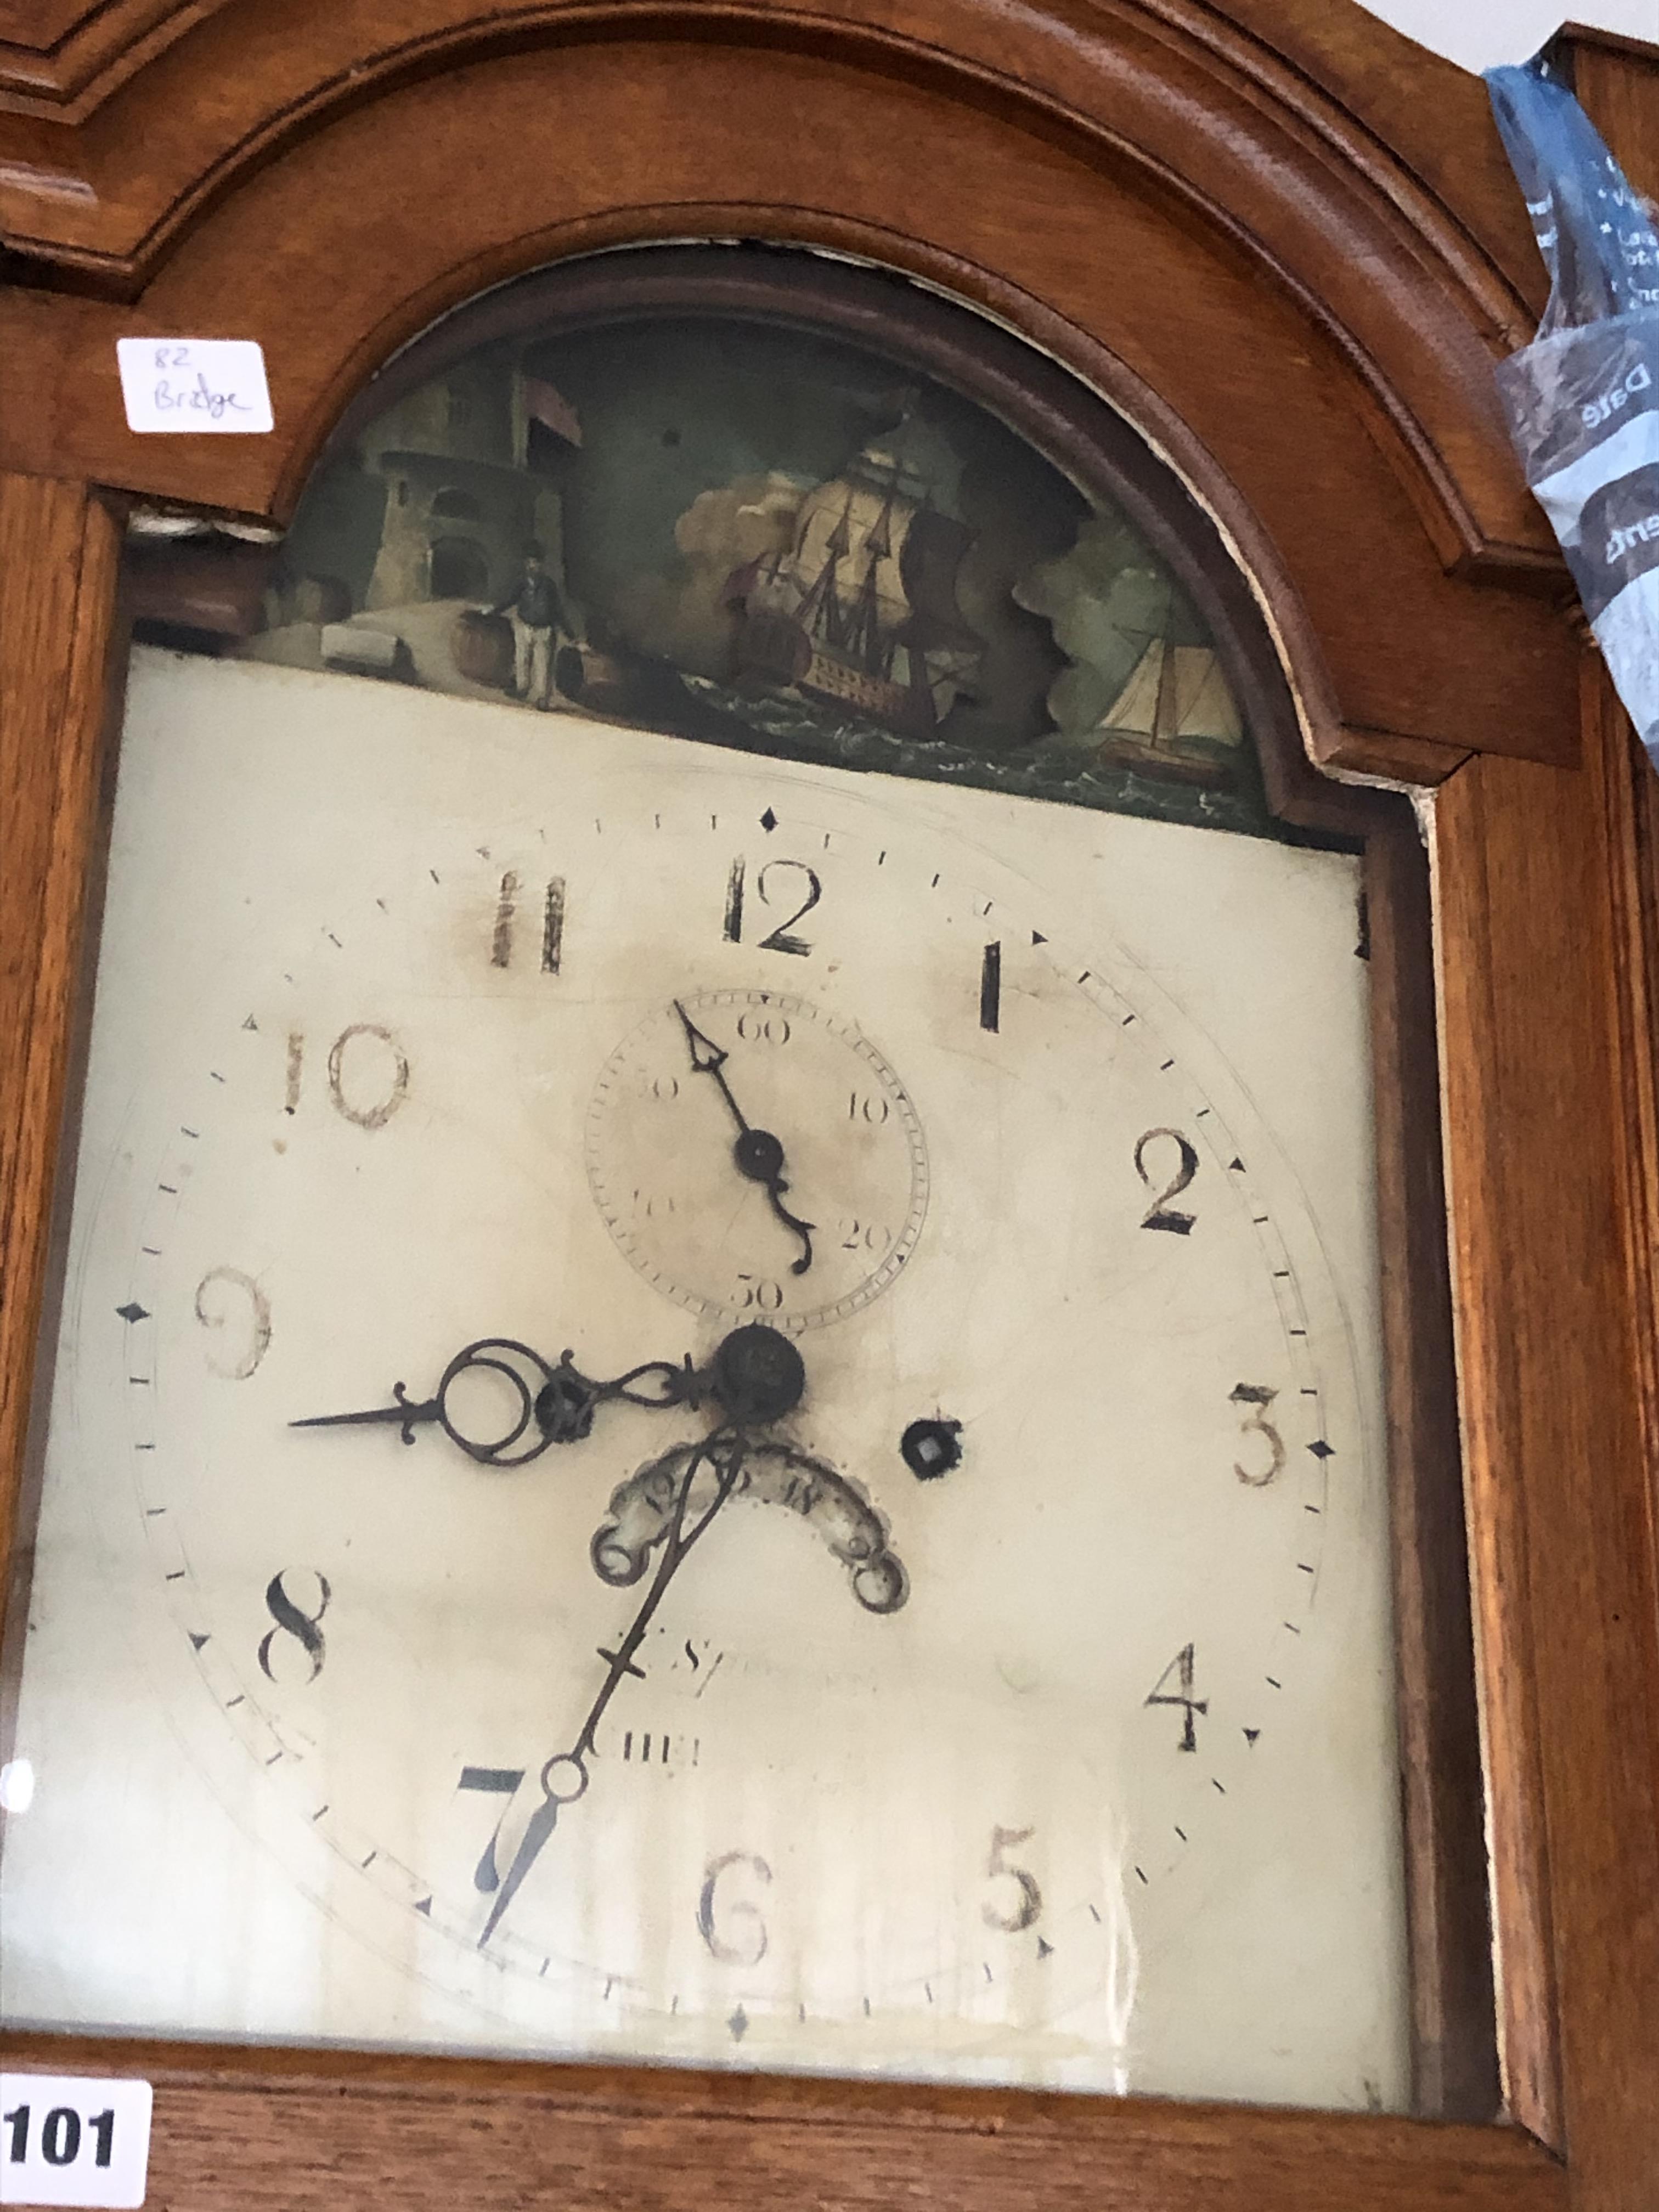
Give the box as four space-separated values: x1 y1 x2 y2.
585 989 928 1331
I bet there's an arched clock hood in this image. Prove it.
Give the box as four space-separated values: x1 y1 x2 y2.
1 8 1655 2210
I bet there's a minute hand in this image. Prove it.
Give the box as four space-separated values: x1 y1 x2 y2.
673 1001 814 1275
479 1425 746 1944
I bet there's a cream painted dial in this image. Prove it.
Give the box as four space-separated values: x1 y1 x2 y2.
0 652 1409 2114
586 988 928 1330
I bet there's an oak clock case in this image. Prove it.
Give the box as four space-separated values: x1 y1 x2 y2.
1 263 1446 2118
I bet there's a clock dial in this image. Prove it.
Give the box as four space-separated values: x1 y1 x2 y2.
586 988 929 1330
0 651 1408 2113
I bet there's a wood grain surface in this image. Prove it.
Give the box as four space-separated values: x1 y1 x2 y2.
2 6 1658 2210
1565 9 1659 1577
0 473 122 1664
0 1 1582 780
1363 808 1498 2124
0 1 227 121
0 2030 1571 2212
0 0 1548 329
1436 730 1659 2198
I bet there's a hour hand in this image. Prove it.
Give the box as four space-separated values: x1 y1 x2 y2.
291 1339 706 1469
291 1380 439 1446
725 1125 815 1276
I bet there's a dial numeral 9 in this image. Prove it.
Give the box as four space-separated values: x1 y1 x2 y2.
194 1265 271 1380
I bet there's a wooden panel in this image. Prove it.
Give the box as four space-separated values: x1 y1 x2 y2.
1364 808 1497 2123
0 2032 1570 2212
22 0 1548 566
0 475 122 1659
0 2 224 121
0 10 1653 2207
0 0 1549 328
1595 685 1659 1594
0 0 1558 573
0 31 1578 774
1562 0 1659 1545
1435 732 1659 2196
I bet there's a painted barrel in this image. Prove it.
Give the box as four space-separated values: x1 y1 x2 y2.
555 642 636 712
450 608 515 690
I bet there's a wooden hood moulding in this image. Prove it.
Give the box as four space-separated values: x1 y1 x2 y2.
2 8 1657 2212
0 0 1596 780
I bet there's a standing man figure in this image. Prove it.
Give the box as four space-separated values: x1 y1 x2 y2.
494 543 565 709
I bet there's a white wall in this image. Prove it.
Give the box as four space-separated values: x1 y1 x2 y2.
1359 0 1657 72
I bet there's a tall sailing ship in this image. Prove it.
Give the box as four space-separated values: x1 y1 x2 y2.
731 444 983 738
1085 632 1244 787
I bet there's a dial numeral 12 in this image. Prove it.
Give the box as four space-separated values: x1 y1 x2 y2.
723 858 821 956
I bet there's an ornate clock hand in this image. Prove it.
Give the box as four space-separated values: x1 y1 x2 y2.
673 998 815 1274
479 1324 805 1943
480 1420 748 1944
291 1339 707 1468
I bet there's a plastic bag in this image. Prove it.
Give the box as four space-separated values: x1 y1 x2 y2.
1486 56 1659 768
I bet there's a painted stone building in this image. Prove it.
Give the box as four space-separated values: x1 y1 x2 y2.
361 353 567 612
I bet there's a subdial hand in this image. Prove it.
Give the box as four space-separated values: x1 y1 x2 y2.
290 1340 707 1468
673 999 815 1274
479 1421 748 1944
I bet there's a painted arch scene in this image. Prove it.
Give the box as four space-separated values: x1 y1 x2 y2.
239 312 1281 839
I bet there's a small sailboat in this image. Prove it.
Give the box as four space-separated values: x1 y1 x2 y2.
731 442 983 738
1086 634 1244 786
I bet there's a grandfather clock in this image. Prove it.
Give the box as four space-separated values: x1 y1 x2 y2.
0 7 1655 2210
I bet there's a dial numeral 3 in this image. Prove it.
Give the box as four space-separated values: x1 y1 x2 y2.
1230 1383 1286 1487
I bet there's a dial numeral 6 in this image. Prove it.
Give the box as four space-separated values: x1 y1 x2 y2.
698 1850 773 1965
